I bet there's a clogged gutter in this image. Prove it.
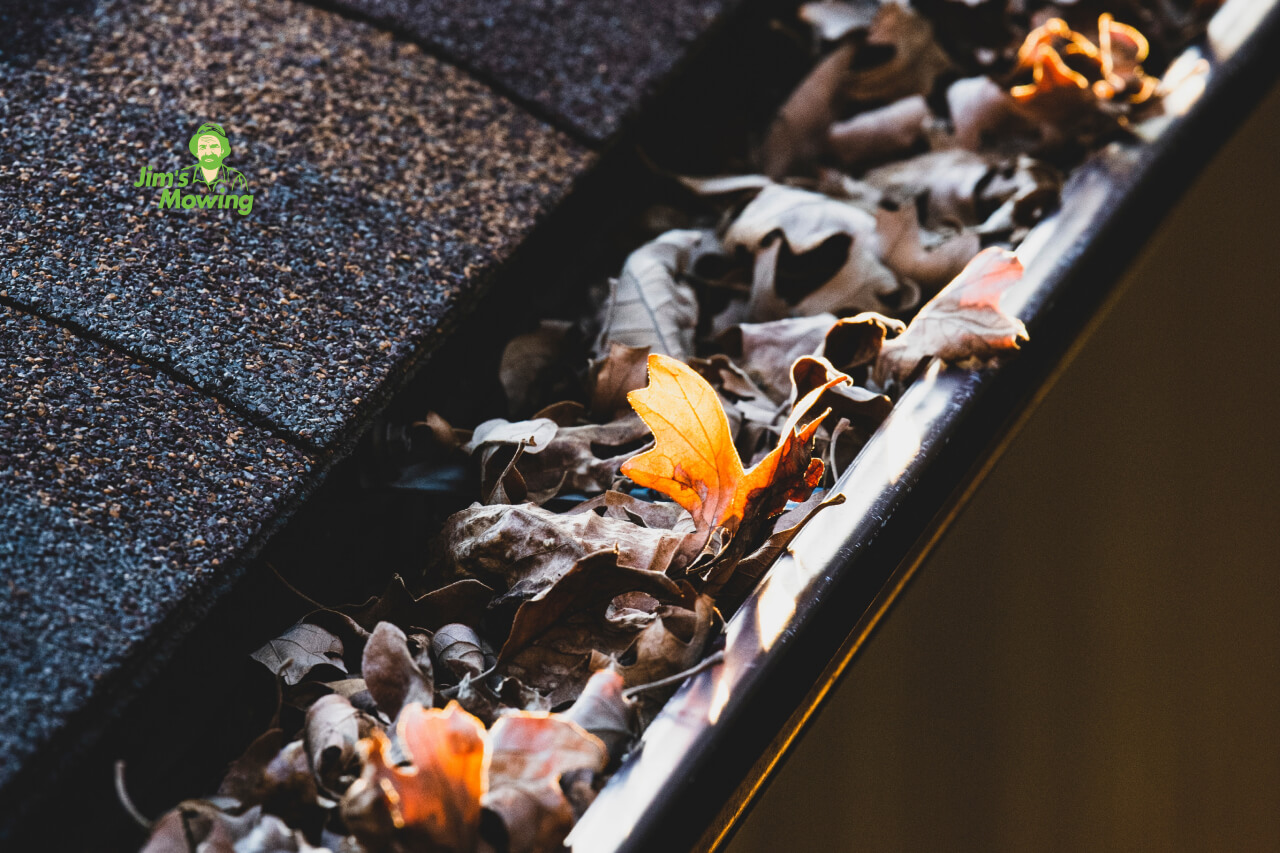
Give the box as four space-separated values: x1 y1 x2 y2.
132 2 1221 851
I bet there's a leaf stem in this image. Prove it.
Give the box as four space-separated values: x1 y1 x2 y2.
622 650 725 700
114 760 153 831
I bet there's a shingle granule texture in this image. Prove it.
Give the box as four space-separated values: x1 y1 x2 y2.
0 0 588 448
316 0 734 142
0 304 314 790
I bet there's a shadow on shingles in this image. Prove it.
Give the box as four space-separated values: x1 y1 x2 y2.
0 0 98 70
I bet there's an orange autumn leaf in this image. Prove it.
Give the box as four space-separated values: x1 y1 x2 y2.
621 354 843 538
347 701 486 850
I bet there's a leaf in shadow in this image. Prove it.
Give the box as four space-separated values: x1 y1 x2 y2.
496 551 683 666
250 622 347 686
362 621 434 721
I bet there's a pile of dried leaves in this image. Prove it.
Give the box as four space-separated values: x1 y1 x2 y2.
135 2 1218 851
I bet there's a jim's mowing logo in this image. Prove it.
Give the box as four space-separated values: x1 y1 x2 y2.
133 122 254 216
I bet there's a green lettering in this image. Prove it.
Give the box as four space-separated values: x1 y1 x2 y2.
159 187 180 209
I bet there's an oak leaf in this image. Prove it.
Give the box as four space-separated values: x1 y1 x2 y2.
621 354 844 543
874 247 1027 386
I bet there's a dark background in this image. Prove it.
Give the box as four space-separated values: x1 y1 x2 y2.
729 83 1280 851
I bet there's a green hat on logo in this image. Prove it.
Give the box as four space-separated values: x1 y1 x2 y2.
189 122 231 159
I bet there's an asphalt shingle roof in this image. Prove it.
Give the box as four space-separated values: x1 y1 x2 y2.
0 303 314 789
0 0 587 450
323 0 735 142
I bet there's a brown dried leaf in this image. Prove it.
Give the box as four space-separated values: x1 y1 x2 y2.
593 230 704 362
432 623 488 681
790 355 892 433
436 502 688 605
482 714 608 853
304 694 365 798
827 94 931 165
496 551 684 666
821 311 905 373
762 42 857 177
610 596 718 698
863 149 1061 233
874 247 1027 385
561 667 633 762
217 728 287 807
564 490 689 531
718 314 838 403
362 622 434 720
844 2 954 102
515 415 653 499
250 622 347 686
589 343 652 421
723 184 909 320
499 320 576 416
876 202 982 290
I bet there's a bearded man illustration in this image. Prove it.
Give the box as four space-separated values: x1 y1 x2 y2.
180 122 250 191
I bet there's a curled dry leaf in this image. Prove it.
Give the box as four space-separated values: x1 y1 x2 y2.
517 415 653 499
622 354 842 547
463 418 558 458
874 247 1027 386
565 490 689 531
362 621 434 720
436 501 687 605
433 623 488 681
762 42 856 177
482 714 608 853
722 184 907 320
827 94 931 166
790 355 893 433
593 230 706 362
607 595 719 702
821 311 905 374
561 667 633 762
145 803 327 853
863 149 1061 233
875 201 982 289
305 694 367 799
497 550 684 666
719 314 837 403
844 1 954 102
